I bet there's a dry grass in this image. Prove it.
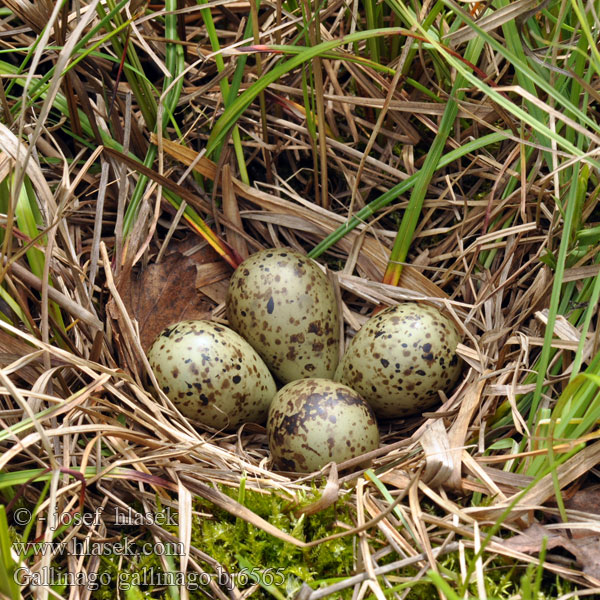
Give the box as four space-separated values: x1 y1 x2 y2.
1 1 600 599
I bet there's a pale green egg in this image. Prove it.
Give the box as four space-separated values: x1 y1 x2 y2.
267 378 379 472
227 248 340 383
147 320 276 430
335 303 462 418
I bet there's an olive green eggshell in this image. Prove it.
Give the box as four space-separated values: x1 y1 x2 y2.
147 320 276 430
226 248 339 383
335 303 462 419
267 378 379 472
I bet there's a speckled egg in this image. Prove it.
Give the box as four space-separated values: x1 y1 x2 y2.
267 378 379 472
335 303 462 419
147 320 276 430
226 248 339 383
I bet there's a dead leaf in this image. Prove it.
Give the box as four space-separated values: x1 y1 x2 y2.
505 522 600 579
109 242 230 353
563 484 600 516
0 329 66 385
504 522 568 554
573 537 600 580
196 278 229 306
177 239 231 305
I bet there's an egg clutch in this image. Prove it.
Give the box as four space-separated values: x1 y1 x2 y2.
147 248 463 472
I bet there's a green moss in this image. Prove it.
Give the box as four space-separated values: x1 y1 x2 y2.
79 485 357 599
192 484 357 598
6 490 583 600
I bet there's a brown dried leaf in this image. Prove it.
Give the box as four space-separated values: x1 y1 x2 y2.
504 522 567 554
196 278 229 305
505 523 600 579
114 253 212 351
111 243 229 353
0 329 66 385
175 239 231 304
564 484 600 516
572 537 600 580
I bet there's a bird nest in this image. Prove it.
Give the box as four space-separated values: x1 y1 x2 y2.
2 1 600 598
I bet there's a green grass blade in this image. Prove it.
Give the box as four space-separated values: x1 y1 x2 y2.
205 27 408 155
308 131 508 258
444 0 600 137
571 269 600 379
528 170 581 430
0 506 20 600
197 0 249 183
96 0 157 128
383 34 485 284
123 0 184 238
238 44 397 74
